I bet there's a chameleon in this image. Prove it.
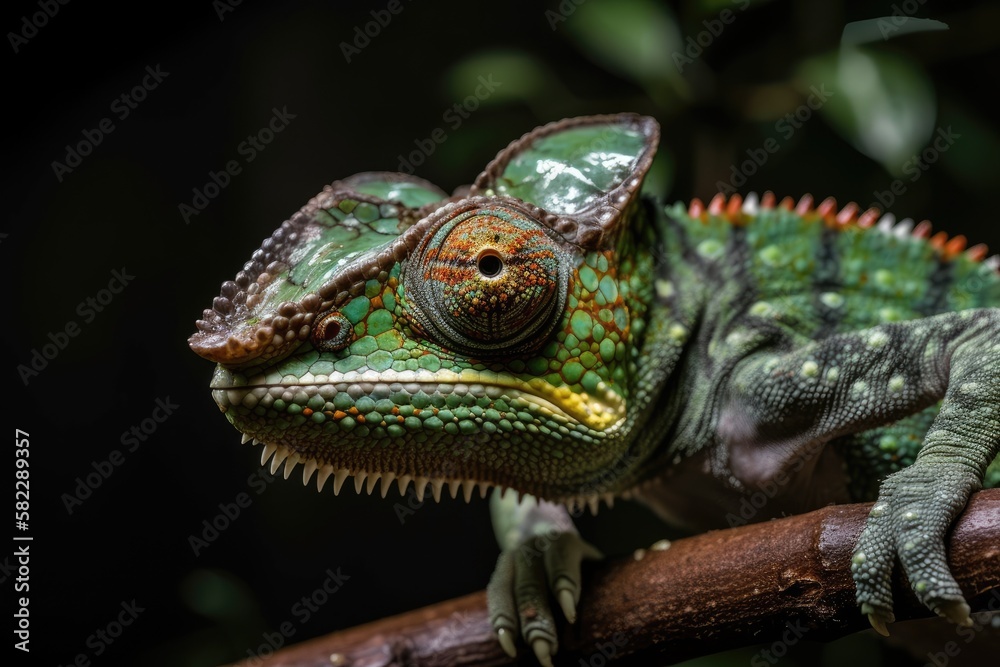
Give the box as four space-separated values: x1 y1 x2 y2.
189 113 1000 665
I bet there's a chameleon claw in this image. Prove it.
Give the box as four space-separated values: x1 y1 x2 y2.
936 600 973 627
531 637 555 667
868 614 890 637
558 588 577 623
862 604 891 636
496 627 517 659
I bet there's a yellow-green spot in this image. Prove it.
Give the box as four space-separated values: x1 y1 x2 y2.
851 381 869 400
580 351 597 369
867 331 889 349
879 435 898 452
878 307 903 322
697 239 724 260
668 323 688 343
889 376 905 394
820 292 844 309
801 361 819 378
338 199 357 213
759 245 784 267
874 269 895 288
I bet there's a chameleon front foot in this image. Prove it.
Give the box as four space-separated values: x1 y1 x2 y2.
486 524 601 665
852 461 979 634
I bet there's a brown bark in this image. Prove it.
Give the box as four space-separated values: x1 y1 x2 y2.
230 489 1000 667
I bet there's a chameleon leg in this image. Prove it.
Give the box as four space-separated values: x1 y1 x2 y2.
723 308 1000 632
487 490 602 665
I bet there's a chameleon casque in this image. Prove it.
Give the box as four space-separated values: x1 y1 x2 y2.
190 114 1000 664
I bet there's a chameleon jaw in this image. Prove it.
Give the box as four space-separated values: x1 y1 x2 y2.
210 365 627 510
210 366 627 433
238 434 619 514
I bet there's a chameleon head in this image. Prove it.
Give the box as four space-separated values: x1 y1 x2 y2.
189 114 661 503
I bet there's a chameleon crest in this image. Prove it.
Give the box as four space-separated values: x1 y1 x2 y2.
192 114 1000 664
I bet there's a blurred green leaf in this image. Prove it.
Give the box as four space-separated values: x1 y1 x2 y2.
841 17 948 46
446 51 548 103
801 47 936 175
563 0 687 107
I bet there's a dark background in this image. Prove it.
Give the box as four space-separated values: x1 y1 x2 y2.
4 0 999 665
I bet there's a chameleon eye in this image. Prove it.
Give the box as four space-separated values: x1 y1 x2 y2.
311 312 353 352
405 204 569 356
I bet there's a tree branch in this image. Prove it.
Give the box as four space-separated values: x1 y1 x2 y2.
229 489 1000 667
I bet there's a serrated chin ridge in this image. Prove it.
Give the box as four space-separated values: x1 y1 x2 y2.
240 436 615 513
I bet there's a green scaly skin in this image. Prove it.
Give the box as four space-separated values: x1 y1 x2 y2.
190 114 1000 665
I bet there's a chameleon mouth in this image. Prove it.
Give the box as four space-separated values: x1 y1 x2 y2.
210 365 625 512
210 366 626 432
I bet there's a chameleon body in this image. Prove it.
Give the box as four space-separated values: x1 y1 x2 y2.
190 114 1000 664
